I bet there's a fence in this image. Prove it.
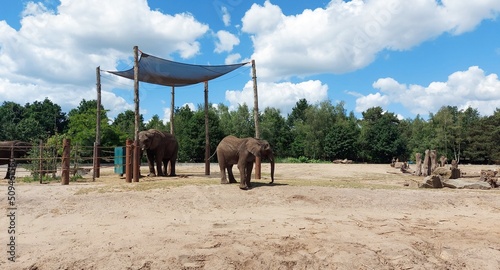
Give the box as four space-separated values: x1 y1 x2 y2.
0 139 127 184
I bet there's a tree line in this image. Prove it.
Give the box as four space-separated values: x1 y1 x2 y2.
1 98 499 164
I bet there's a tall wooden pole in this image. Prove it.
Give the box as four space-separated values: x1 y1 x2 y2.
252 60 261 179
252 60 260 139
170 86 175 135
61 139 70 185
204 81 210 175
93 66 101 180
133 46 140 182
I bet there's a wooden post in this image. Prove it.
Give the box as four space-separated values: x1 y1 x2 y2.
61 139 70 185
133 46 140 182
93 66 101 180
133 140 140 182
252 60 261 179
170 86 175 134
125 139 133 183
204 81 210 175
38 140 43 183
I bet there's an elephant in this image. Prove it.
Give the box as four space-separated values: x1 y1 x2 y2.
138 129 178 177
216 135 275 190
0 141 32 179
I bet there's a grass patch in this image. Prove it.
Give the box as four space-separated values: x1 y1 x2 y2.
74 177 220 195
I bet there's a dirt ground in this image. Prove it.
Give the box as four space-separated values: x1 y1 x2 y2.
1 163 500 270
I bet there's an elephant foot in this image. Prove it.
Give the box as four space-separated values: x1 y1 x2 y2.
239 186 250 190
147 173 156 177
168 173 177 177
221 180 229 184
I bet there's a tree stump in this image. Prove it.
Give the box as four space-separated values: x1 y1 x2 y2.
415 153 422 176
430 150 437 174
423 149 430 176
439 155 447 167
450 159 460 179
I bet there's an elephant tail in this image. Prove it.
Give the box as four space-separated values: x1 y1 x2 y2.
208 150 217 160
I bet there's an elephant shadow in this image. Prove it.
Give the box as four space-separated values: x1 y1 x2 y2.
237 180 288 189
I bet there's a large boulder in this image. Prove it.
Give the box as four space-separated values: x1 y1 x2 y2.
419 175 443 188
443 179 491 190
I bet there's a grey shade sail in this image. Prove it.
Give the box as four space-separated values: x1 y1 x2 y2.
108 52 249 87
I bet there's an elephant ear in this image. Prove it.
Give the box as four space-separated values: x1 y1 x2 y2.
247 139 263 157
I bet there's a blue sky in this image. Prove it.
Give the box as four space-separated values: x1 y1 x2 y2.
1 0 499 123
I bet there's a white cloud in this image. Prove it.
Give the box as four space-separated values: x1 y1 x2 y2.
225 53 242 64
241 0 500 80
221 6 231 26
226 80 328 116
0 0 209 118
214 30 240 53
356 66 500 116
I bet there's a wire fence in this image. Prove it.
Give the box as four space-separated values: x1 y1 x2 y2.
0 141 126 183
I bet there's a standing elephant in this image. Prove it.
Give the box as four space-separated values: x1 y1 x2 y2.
216 135 275 190
138 129 178 177
0 141 32 179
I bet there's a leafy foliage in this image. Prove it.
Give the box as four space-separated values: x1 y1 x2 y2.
3 96 500 164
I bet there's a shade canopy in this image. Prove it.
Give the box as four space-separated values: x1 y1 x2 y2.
109 52 248 87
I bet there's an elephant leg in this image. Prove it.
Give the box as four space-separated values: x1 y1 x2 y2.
219 161 229 184
146 152 156 176
227 164 237 183
164 159 176 177
169 159 176 176
245 162 254 189
155 157 164 176
237 163 249 190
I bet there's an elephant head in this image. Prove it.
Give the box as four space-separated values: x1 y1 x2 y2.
138 129 162 150
248 139 275 184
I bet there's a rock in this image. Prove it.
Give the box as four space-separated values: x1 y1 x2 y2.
419 175 443 188
442 179 491 189
432 167 451 178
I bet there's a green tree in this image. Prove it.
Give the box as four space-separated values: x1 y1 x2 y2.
358 107 406 163
172 105 196 162
260 107 290 158
232 104 254 138
112 110 145 142
287 99 312 157
0 101 25 140
145 114 166 131
324 111 360 161
67 100 120 161
22 98 68 138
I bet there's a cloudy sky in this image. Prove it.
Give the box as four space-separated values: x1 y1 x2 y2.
1 0 500 122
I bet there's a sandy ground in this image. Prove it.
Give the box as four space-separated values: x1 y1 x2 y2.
1 163 500 270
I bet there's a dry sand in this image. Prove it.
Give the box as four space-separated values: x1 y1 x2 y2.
1 163 500 269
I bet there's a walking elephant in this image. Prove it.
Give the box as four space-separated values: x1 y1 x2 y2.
138 129 178 177
216 135 275 190
0 141 32 179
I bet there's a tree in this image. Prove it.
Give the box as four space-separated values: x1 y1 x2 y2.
0 101 25 140
287 99 312 157
260 107 290 158
23 98 68 138
232 104 254 138
358 107 406 163
67 100 120 161
172 105 195 162
112 110 145 142
145 114 166 131
324 112 360 161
